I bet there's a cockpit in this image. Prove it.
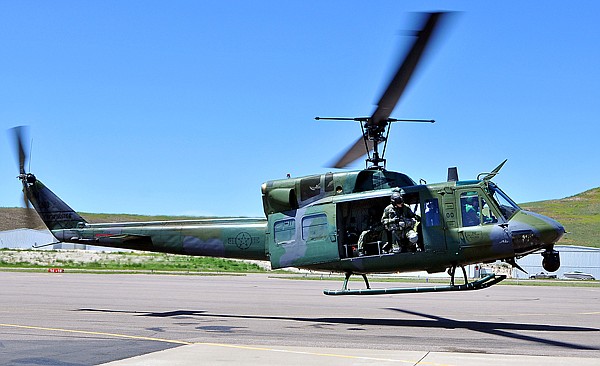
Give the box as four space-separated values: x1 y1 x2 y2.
458 182 522 228
486 182 521 220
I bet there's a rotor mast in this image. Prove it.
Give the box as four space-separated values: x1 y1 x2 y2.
315 117 434 169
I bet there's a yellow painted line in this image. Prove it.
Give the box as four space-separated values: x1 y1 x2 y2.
0 323 192 345
196 342 452 365
0 323 453 365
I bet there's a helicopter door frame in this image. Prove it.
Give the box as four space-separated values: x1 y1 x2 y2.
267 203 339 269
455 188 513 263
440 188 460 254
420 196 447 253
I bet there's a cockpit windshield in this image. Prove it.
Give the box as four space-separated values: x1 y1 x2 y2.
487 183 521 220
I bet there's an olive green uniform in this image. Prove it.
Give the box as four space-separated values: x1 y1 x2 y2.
381 203 418 252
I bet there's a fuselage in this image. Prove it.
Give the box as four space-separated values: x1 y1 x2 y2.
40 168 564 275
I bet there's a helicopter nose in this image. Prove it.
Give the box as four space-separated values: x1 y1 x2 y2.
550 219 566 244
536 214 566 245
531 211 565 244
510 211 565 255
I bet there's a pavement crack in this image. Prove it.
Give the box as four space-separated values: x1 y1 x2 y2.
414 351 429 365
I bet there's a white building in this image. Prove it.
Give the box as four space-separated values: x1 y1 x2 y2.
0 229 131 251
0 229 87 250
515 245 600 280
0 229 58 249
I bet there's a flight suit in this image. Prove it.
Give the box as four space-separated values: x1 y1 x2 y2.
381 203 418 252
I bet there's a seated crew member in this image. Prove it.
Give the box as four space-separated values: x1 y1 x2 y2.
357 207 384 255
381 191 419 252
463 196 481 227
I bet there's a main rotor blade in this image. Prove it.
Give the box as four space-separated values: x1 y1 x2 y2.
332 136 375 169
331 12 449 169
370 12 447 127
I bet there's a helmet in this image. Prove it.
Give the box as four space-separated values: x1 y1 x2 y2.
390 192 403 205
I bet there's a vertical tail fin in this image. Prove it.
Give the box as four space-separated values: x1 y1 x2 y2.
23 175 87 230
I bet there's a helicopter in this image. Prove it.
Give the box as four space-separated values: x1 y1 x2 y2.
11 12 565 295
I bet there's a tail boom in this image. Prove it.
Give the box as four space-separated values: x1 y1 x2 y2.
22 175 269 261
53 219 269 260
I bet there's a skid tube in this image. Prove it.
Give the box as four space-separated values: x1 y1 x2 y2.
323 273 506 296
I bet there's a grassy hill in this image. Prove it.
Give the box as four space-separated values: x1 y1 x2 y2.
521 187 600 248
0 208 46 231
2 187 599 248
0 208 211 232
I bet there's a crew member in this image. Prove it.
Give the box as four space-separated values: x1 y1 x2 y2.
357 207 383 255
381 191 419 252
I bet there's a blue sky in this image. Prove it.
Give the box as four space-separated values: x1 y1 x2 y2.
1 1 599 217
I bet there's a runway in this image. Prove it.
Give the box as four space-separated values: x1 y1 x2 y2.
1 272 599 365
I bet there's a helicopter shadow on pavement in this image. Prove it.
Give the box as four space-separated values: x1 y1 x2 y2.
386 308 600 351
77 308 600 351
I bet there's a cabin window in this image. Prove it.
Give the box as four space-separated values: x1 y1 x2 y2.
424 199 440 227
274 219 295 244
460 191 481 227
300 175 321 201
302 214 328 242
481 198 499 224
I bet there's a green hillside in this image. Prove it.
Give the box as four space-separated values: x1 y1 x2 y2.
521 187 600 248
0 208 211 232
0 208 45 231
81 212 214 223
2 187 599 248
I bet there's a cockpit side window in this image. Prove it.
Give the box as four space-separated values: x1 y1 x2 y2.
480 198 498 224
460 191 480 227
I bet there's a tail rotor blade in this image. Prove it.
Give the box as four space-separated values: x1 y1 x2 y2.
10 126 29 175
9 126 37 227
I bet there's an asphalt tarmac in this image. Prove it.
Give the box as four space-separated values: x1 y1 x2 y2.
1 272 599 365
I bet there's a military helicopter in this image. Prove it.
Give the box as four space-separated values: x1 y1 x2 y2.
11 12 565 295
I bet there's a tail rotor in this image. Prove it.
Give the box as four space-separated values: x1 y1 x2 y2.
9 126 86 231
9 126 38 228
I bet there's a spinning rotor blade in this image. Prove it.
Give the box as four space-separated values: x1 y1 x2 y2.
9 126 39 228
371 12 446 127
332 12 448 168
332 136 375 169
10 126 28 175
9 126 34 221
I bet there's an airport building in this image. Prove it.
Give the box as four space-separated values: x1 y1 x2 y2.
0 229 58 249
1 229 101 251
514 245 600 280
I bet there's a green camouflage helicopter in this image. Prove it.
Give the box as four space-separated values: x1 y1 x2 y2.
11 13 565 295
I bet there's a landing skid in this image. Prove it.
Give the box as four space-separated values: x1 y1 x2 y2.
323 273 506 296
